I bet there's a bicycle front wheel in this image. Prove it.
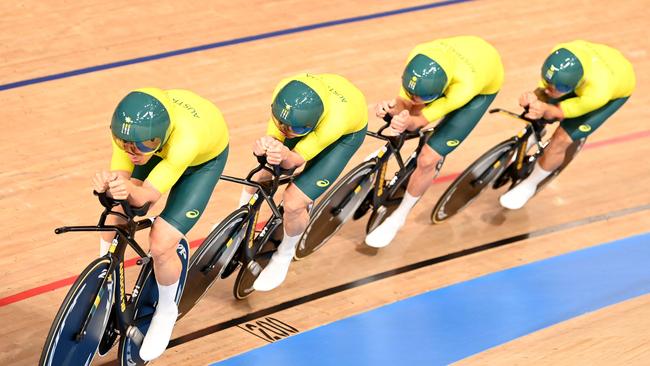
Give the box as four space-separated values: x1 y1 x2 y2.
40 257 115 366
178 208 248 318
295 160 376 260
431 139 517 224
233 245 274 300
119 238 190 366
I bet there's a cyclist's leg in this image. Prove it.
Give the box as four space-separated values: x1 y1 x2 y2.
543 97 629 170
254 126 367 291
366 93 497 248
140 148 227 360
238 166 273 207
500 97 629 210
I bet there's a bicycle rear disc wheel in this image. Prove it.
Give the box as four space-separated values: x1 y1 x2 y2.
39 257 115 366
295 161 376 260
178 208 248 318
431 140 516 224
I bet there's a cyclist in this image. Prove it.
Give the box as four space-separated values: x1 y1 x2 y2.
92 88 229 361
366 35 504 248
239 73 367 291
500 40 635 209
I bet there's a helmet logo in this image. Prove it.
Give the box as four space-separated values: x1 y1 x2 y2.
121 116 133 135
408 76 418 90
545 65 558 81
316 179 330 188
280 104 291 120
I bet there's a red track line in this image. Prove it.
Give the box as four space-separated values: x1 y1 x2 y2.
582 129 650 150
0 238 203 307
1 129 648 307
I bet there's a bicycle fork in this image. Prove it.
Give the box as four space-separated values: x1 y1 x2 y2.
75 263 115 342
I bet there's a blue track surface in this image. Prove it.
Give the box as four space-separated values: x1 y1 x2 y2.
213 232 650 365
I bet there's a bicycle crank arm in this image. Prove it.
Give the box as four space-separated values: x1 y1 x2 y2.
126 325 145 348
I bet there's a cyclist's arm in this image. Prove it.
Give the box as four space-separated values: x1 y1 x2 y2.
125 179 162 207
558 86 611 119
143 142 197 204
280 150 305 170
394 95 433 130
109 143 160 206
538 102 565 121
534 87 550 103
293 128 340 163
266 119 286 142
392 96 411 113
421 82 476 123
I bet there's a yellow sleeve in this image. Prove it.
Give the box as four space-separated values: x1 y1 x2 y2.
110 139 134 172
293 128 339 161
146 136 198 194
266 119 286 142
421 82 477 122
559 83 612 118
145 160 185 194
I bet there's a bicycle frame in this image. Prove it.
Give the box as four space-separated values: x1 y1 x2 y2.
481 108 553 187
218 157 296 270
53 194 152 342
365 122 438 211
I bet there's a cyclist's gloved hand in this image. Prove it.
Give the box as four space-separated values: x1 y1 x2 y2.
375 99 396 118
388 109 410 135
519 91 538 109
253 135 277 157
92 171 114 194
108 175 130 200
525 100 547 120
266 140 289 165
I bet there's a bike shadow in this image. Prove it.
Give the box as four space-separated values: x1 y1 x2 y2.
355 245 380 256
480 209 508 226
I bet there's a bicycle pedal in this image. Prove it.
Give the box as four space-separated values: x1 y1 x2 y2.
247 260 263 277
126 326 145 348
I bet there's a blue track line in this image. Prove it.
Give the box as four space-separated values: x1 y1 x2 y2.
0 0 473 92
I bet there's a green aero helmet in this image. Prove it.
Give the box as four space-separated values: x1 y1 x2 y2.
110 90 171 154
402 53 448 103
271 79 324 136
541 48 584 94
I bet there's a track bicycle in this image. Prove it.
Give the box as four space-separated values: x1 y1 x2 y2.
431 108 586 223
40 192 189 366
178 155 298 307
295 115 443 259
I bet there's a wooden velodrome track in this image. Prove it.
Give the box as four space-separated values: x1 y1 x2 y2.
1 0 649 364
